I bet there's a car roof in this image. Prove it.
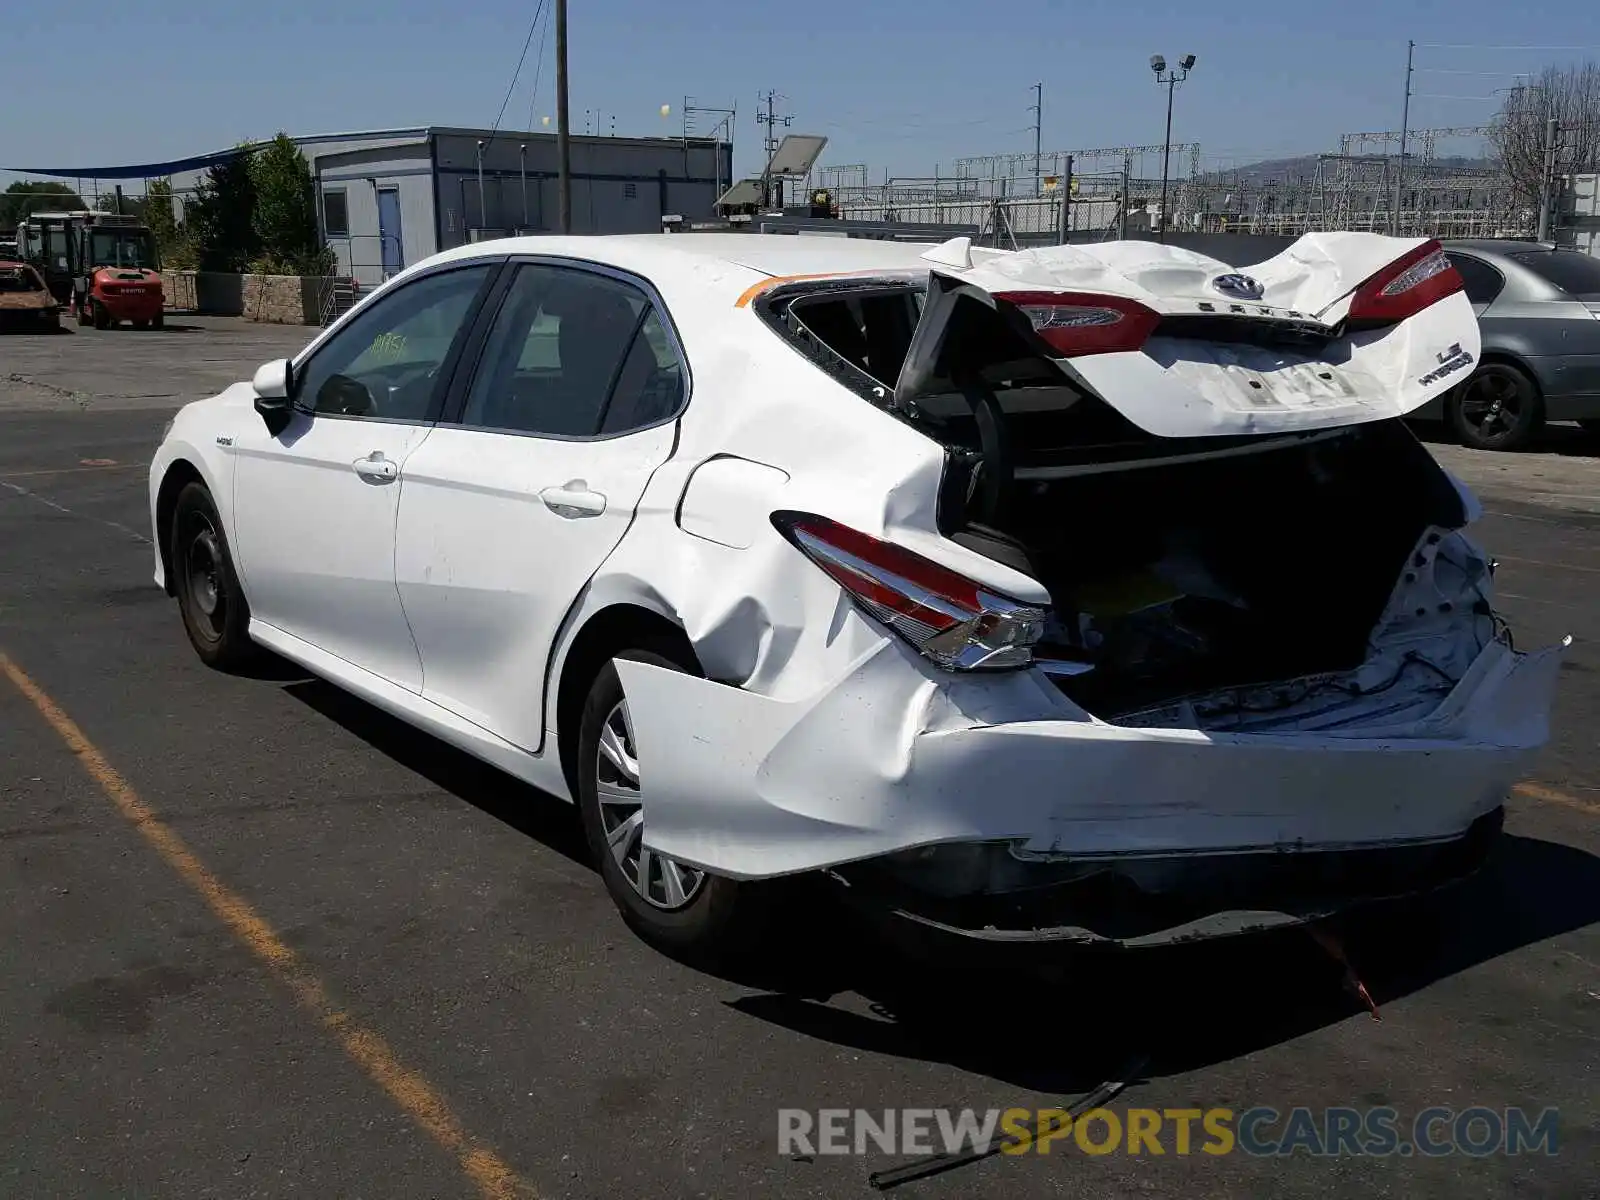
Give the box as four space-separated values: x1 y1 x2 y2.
1442 239 1567 257
431 232 938 288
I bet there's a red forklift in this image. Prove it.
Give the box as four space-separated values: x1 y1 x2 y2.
17 210 164 329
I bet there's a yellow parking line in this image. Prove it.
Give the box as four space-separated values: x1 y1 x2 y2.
0 651 535 1200
0 463 140 479
1513 781 1600 816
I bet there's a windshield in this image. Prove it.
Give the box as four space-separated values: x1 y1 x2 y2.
1508 249 1600 300
89 230 156 270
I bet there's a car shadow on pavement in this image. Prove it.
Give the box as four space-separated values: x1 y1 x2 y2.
281 677 593 869
267 673 1600 1094
717 832 1600 1095
1409 418 1600 457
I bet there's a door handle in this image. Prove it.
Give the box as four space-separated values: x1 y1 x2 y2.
540 480 606 518
352 451 398 483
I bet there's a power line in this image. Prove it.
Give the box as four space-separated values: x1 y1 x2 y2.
490 0 548 138
1416 43 1600 51
524 0 554 131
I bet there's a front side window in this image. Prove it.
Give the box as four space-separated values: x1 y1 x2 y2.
294 264 493 422
460 263 685 437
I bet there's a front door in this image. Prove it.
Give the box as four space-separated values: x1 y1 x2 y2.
378 188 404 279
231 261 498 689
394 260 688 751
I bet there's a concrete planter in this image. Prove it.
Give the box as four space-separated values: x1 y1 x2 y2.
161 270 245 316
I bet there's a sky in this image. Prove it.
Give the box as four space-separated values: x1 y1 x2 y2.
7 0 1600 189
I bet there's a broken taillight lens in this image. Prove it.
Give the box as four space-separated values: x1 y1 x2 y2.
992 291 1161 357
771 510 1047 671
1345 240 1463 325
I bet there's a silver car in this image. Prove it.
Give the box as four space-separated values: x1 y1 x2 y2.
1414 240 1600 451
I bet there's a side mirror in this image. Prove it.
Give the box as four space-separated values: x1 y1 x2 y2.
251 359 296 433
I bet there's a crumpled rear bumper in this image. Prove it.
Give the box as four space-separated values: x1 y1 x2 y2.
617 631 1564 894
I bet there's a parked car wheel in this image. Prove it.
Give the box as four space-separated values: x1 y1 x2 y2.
92 301 111 330
170 482 255 670
152 312 165 330
1449 362 1542 452
1578 419 1600 436
576 647 765 959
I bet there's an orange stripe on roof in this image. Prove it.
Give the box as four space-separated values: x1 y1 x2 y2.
734 271 863 308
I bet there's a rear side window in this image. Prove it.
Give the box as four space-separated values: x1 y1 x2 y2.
0 266 43 293
459 263 685 438
1445 254 1504 305
1509 249 1600 300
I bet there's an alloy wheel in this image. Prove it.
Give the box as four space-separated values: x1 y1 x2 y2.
594 697 706 910
1458 372 1523 440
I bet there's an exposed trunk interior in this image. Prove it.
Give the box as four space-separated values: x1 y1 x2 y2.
944 421 1468 717
759 279 1472 720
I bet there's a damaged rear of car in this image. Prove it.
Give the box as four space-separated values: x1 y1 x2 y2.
615 232 1565 951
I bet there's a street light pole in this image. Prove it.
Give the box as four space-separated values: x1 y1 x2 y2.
555 0 571 234
1150 53 1196 242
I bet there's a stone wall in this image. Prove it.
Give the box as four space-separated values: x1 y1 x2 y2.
241 274 323 325
161 270 322 324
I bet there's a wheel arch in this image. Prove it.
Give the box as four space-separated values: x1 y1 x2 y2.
154 458 208 596
553 601 703 801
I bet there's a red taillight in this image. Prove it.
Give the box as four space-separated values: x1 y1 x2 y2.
1345 239 1463 325
992 291 1161 357
771 510 1048 671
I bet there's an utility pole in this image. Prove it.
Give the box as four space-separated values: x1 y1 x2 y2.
1538 116 1560 242
1392 39 1414 236
555 0 571 234
756 90 792 207
1030 83 1043 195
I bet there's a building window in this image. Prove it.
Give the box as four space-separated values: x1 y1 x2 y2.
623 182 638 200
323 189 350 237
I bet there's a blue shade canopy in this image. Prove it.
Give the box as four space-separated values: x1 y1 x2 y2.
4 147 249 179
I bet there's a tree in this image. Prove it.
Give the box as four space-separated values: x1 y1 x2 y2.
0 181 86 227
141 179 196 269
1489 63 1600 208
247 133 333 275
185 146 259 272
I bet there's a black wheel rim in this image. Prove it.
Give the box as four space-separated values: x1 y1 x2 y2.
181 511 226 641
1458 373 1523 440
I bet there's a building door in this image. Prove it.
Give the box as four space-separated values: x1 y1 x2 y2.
377 188 404 278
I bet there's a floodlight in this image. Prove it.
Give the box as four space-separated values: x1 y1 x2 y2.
1150 54 1166 73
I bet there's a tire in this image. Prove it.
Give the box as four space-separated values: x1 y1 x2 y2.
1448 362 1542 452
575 646 766 960
152 312 165 330
1578 418 1600 436
169 482 256 670
92 301 110 330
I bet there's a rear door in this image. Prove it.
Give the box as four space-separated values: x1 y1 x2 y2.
393 259 687 752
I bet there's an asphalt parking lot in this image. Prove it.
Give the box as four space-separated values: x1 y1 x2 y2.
2 319 1597 1199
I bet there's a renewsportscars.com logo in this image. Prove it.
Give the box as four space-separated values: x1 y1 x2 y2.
778 1105 1560 1159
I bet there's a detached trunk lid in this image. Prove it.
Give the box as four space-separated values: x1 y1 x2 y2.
893 232 1480 439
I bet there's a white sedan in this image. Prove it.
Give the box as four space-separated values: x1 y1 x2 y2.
149 231 1564 958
